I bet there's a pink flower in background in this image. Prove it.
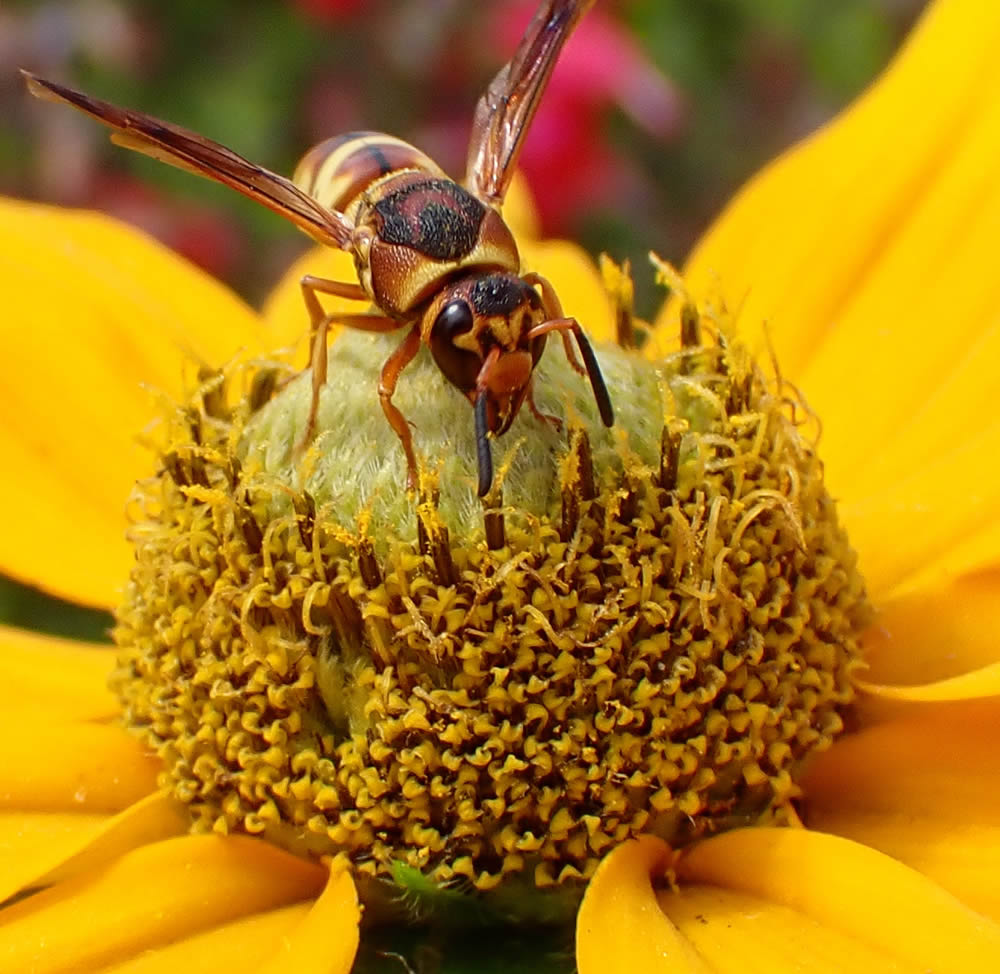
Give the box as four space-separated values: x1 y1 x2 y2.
293 0 367 23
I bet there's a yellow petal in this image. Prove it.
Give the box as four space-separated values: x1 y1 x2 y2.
254 860 359 974
0 811 109 903
862 568 1000 685
660 884 926 973
100 903 310 974
677 828 1000 973
0 717 159 811
0 198 262 608
839 419 1000 596
0 835 325 973
0 791 187 906
858 662 1000 703
576 835 709 974
578 834 946 973
811 809 1000 926
787 82 1000 505
922 517 1000 591
261 246 366 359
803 699 1000 920
651 0 1000 509
38 791 188 884
653 0 1000 365
804 698 999 824
0 625 117 721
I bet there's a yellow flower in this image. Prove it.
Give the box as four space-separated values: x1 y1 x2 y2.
2 0 1000 971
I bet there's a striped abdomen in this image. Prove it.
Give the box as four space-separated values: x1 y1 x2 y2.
293 131 445 216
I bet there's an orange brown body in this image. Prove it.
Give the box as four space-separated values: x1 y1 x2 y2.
23 0 612 496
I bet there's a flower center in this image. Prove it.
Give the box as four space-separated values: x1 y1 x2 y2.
112 288 869 917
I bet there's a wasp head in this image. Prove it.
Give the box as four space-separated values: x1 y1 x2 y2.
427 272 548 432
425 272 548 495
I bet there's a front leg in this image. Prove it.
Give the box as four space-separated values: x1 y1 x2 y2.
522 271 586 374
526 378 562 432
378 326 423 490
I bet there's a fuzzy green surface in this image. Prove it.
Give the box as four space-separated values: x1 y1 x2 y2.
242 330 659 535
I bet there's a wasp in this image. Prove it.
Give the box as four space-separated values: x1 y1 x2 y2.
22 0 613 497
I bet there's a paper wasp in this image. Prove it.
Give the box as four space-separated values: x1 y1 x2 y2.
23 0 613 497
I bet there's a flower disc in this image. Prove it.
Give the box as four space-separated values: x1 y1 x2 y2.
113 301 868 919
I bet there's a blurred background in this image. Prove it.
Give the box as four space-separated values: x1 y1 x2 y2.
1 0 927 639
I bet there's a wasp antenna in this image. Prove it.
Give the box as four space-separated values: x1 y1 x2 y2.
574 327 614 427
474 391 494 497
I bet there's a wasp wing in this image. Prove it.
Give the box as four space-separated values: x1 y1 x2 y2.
464 0 593 207
22 71 353 250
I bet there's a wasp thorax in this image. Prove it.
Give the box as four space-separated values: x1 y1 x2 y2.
359 174 521 315
112 303 869 918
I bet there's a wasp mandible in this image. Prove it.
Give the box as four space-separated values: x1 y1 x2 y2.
23 0 613 497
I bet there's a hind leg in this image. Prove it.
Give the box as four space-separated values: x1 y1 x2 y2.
298 275 403 447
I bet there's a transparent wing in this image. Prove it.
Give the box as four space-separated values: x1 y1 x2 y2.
464 0 594 206
23 71 353 249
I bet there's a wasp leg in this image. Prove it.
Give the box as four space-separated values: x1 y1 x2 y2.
299 275 370 444
526 315 614 428
522 271 586 375
299 310 403 449
379 326 423 490
526 379 562 431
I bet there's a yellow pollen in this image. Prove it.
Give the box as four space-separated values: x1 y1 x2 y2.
112 280 869 918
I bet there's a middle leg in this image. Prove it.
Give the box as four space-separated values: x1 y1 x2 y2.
526 378 562 431
523 271 586 375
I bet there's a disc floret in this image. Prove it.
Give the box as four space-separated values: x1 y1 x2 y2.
113 281 868 914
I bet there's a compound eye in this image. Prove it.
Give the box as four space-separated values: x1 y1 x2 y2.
430 299 480 393
432 300 474 344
